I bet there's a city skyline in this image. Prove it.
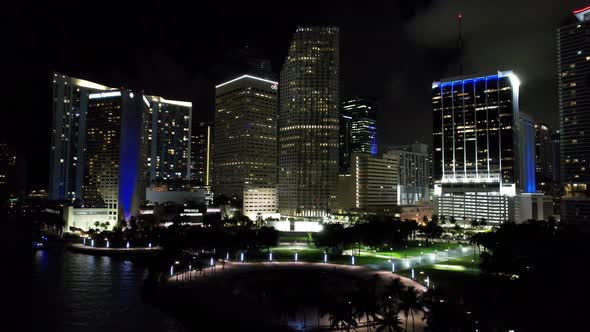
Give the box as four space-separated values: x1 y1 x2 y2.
4 0 586 189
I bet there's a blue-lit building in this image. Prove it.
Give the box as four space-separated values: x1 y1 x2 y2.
341 97 378 157
432 70 537 223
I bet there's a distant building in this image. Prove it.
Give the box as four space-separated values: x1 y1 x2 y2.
279 26 340 218
558 6 590 224
432 70 536 224
337 152 398 214
339 112 353 174
0 143 26 203
551 132 561 183
146 95 192 182
191 122 212 187
534 123 556 184
213 74 278 201
342 97 378 156
384 143 430 205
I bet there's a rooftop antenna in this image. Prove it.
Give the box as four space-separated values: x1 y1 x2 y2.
457 12 464 75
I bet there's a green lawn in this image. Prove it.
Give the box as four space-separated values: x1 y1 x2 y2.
394 255 480 289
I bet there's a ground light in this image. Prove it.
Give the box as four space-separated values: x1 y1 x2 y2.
323 251 327 263
226 252 229 260
294 252 298 262
425 276 430 288
210 257 214 266
83 238 86 245
170 266 174 276
91 239 94 247
351 256 355 265
148 242 152 248
106 241 110 248
411 269 415 279
240 252 244 262
269 251 273 262
126 242 130 248
392 262 395 273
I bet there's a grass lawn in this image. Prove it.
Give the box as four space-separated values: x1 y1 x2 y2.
394 254 480 290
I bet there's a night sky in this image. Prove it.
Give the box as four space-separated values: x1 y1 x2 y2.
2 0 587 189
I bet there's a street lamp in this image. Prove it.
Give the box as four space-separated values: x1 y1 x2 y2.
323 251 327 263
240 252 244 262
425 276 430 288
294 252 298 262
351 256 355 265
91 239 94 247
126 241 130 249
83 238 86 245
106 241 110 248
411 269 415 279
392 262 395 273
226 252 229 260
148 242 152 248
269 251 273 262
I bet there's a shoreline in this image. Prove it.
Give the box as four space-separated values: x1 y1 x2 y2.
65 243 164 257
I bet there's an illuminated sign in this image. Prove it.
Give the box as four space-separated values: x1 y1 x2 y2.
89 91 122 99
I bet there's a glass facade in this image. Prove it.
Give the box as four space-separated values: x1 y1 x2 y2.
279 26 340 218
341 97 377 157
558 12 590 223
432 71 523 223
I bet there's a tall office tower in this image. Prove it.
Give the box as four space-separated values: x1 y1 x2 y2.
342 97 378 156
49 73 113 201
83 90 150 221
432 70 535 224
213 75 278 201
146 96 192 182
191 122 212 187
385 143 430 205
279 26 340 218
339 112 352 174
534 123 554 183
558 6 590 224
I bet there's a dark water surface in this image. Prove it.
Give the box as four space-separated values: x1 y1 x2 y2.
32 247 186 332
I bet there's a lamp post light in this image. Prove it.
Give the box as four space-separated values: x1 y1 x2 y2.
294 252 298 262
148 242 152 248
240 252 244 263
269 251 273 262
420 251 424 264
226 252 229 260
170 265 174 276
106 241 110 248
392 262 395 273
83 238 86 245
351 256 355 266
425 276 430 288
91 239 94 247
411 268 415 280
126 241 130 249
323 251 327 263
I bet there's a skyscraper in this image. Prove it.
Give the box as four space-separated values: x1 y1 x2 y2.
558 6 590 224
191 122 212 187
49 73 113 201
279 26 340 218
342 97 378 156
432 70 535 223
83 90 150 221
213 75 278 201
146 96 192 182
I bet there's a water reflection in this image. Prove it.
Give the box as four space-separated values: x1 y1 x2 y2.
32 248 185 332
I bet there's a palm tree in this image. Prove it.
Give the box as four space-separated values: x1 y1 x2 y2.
384 277 406 306
439 215 446 226
399 286 424 332
329 298 358 331
353 279 380 331
373 305 405 332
